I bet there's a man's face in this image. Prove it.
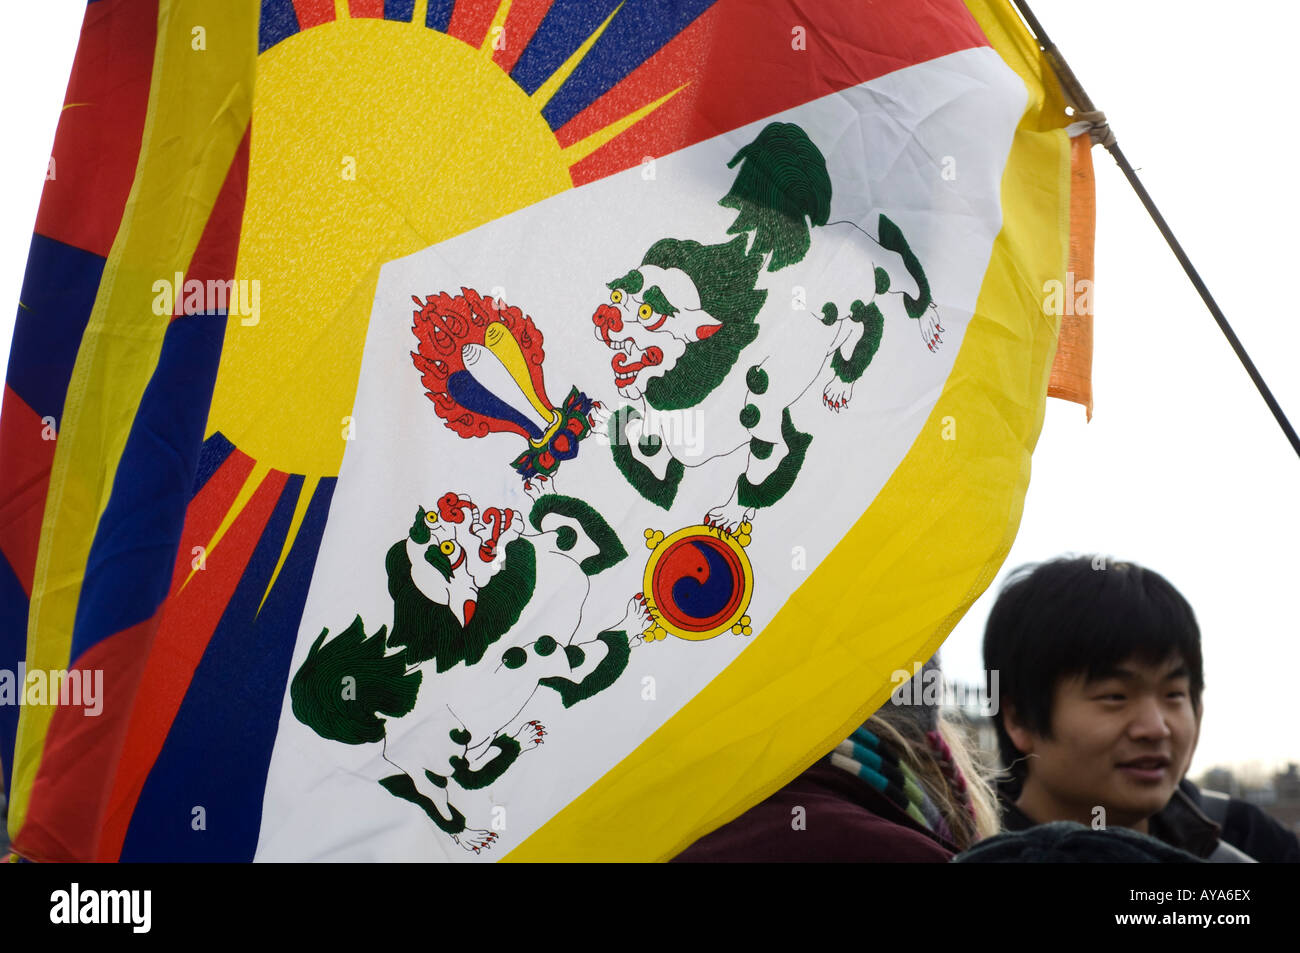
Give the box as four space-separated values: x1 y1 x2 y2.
1009 655 1197 830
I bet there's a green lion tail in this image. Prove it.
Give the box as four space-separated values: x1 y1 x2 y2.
290 615 421 746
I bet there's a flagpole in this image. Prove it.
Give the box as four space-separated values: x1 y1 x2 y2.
1011 0 1300 462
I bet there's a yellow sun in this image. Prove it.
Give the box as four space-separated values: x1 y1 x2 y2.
209 15 573 480
192 4 681 605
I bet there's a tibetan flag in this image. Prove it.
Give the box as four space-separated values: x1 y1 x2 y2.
2 0 1094 862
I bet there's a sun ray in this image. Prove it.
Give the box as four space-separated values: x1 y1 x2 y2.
413 0 428 28
530 2 624 111
334 0 351 21
480 0 512 55
561 83 689 167
256 474 320 616
178 459 271 594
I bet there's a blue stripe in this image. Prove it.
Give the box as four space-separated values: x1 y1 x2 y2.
510 0 621 94
259 0 300 53
120 474 336 861
426 0 453 31
0 555 26 795
540 0 716 130
70 313 227 664
192 432 237 498
384 0 415 22
7 234 105 423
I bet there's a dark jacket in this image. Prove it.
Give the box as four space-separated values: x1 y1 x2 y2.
955 820 1202 863
671 761 956 862
1180 779 1299 863
998 784 1254 862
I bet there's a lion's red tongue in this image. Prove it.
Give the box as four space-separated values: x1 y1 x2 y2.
612 347 663 374
463 600 476 625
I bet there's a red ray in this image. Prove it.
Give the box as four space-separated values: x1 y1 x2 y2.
447 1 498 48
96 466 290 861
493 0 554 73
167 446 257 597
349 0 384 17
292 0 337 29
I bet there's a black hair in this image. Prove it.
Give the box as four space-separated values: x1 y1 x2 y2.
982 555 1203 782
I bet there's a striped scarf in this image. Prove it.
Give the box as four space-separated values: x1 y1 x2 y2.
828 725 956 845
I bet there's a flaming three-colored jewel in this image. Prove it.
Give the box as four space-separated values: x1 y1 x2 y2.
411 288 595 479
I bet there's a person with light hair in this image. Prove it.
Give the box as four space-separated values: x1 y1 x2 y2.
672 656 999 861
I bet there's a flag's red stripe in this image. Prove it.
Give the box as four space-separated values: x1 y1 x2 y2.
96 469 290 862
349 0 385 17
34 0 157 258
0 387 55 597
292 0 337 29
446 0 498 48
564 0 989 186
494 0 554 73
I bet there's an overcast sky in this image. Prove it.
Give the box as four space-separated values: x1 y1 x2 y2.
1 1 1296 779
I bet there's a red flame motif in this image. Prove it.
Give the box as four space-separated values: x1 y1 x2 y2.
437 492 472 523
410 288 552 439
